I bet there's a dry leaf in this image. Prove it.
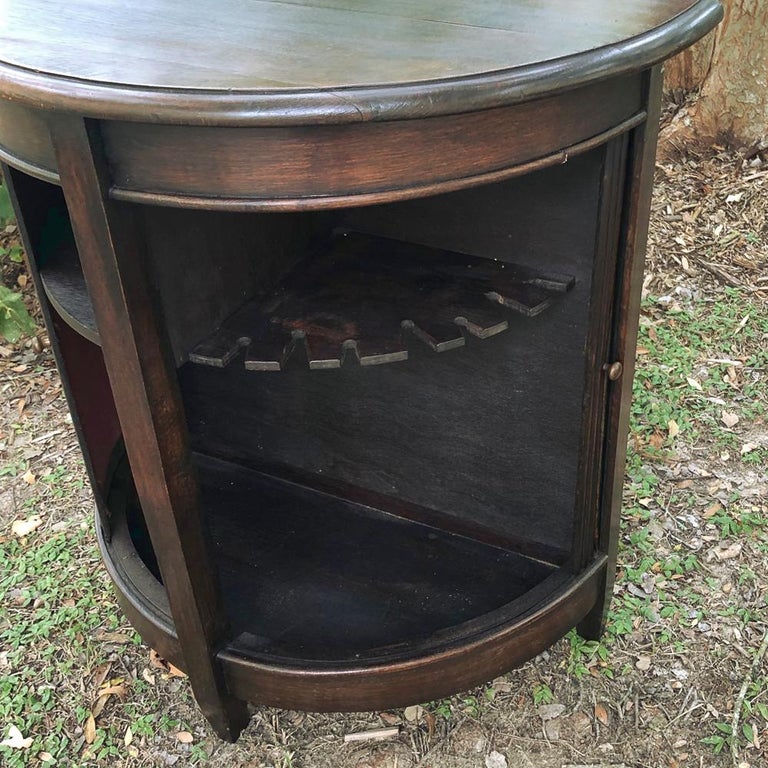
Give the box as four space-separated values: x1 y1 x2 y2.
90 663 111 690
98 685 126 698
424 711 436 740
379 712 400 726
1 725 33 749
149 649 166 670
667 419 680 439
636 655 652 671
11 515 42 537
176 731 194 744
124 727 133 747
142 668 156 686
714 542 742 561
403 705 423 722
741 442 759 455
595 703 610 726
686 377 703 391
84 714 96 745
649 432 664 450
703 502 723 519
167 663 187 678
721 411 739 428
94 631 131 644
39 752 54 763
343 727 400 743
22 469 36 485
91 695 109 719
544 718 561 741
538 704 566 721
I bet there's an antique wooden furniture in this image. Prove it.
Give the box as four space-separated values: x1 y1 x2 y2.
0 0 722 741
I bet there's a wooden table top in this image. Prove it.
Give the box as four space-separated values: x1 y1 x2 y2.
0 0 721 123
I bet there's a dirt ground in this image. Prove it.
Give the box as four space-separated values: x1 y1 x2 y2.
1 128 767 768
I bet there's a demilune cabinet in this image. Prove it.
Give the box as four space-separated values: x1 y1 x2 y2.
0 0 721 741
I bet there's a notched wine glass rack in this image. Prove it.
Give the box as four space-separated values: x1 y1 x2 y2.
189 231 575 371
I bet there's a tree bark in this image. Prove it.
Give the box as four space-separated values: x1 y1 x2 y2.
662 0 768 150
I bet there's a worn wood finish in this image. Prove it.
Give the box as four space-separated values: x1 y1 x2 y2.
39 244 98 345
50 118 248 741
578 66 666 639
220 558 605 711
102 79 641 205
198 454 557 659
0 0 721 124
570 136 629 572
0 102 57 180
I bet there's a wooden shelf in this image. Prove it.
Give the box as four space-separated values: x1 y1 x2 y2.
39 243 100 345
116 452 557 657
189 231 574 371
101 445 608 711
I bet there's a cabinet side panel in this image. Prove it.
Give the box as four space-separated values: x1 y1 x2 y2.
3 166 120 529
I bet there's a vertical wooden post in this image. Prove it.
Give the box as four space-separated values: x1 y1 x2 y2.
50 116 249 740
571 132 629 574
578 65 665 639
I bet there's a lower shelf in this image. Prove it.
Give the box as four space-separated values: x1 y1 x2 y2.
100 452 606 710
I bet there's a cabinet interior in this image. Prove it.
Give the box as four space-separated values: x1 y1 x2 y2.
11 145 608 659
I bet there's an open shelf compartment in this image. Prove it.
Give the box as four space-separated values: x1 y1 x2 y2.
101 444 606 710
103 446 583 659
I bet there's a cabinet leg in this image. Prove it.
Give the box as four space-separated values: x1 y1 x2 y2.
50 115 248 741
201 695 250 742
576 573 608 641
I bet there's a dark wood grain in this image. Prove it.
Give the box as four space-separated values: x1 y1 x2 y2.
50 117 248 740
179 156 602 559
570 135 629 572
218 558 604 711
578 66 666 639
0 1 721 124
140 207 326 364
199 454 557 660
102 78 641 205
39 244 98 345
0 101 57 179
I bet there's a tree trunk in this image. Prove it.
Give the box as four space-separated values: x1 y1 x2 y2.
662 0 768 150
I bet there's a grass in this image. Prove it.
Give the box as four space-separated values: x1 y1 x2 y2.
0 525 114 765
631 287 768 450
0 459 198 766
622 288 768 758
